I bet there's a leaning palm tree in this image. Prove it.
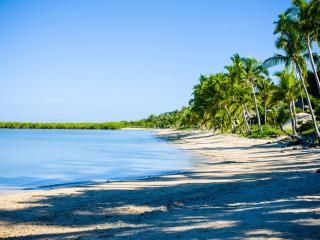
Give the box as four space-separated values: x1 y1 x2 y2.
285 0 320 96
264 19 320 138
275 68 300 135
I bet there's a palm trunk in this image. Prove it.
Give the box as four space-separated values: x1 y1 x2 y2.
244 104 249 117
224 104 235 132
234 114 239 124
289 100 297 136
306 35 320 97
234 114 241 132
296 63 320 138
264 102 267 125
293 65 305 111
243 104 251 126
250 81 263 133
243 104 251 122
300 90 305 112
292 99 298 130
241 105 251 134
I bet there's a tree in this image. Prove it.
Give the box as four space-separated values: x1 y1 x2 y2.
264 13 320 138
258 77 277 125
242 57 266 133
275 68 300 135
285 0 320 96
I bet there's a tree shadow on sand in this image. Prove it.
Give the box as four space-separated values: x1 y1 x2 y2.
1 160 320 239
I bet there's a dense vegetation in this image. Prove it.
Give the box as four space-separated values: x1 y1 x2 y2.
0 122 131 130
136 0 320 140
1 1 320 142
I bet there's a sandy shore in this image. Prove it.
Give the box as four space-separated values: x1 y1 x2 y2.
0 130 320 239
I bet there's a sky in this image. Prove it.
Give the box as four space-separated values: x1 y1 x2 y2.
0 0 291 122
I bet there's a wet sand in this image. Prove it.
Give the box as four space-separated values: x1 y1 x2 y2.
0 129 319 239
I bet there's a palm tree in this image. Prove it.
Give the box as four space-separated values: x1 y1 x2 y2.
189 74 227 131
285 0 320 96
213 73 237 132
232 82 252 134
259 77 276 125
264 17 320 138
275 68 300 135
307 0 320 47
242 57 265 133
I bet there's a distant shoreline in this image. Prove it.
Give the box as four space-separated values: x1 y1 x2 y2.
0 121 145 130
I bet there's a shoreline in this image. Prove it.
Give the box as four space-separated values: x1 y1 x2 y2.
0 128 197 196
0 169 191 197
1 129 319 239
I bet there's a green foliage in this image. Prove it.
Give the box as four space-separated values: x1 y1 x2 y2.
242 125 284 139
306 70 320 98
133 0 320 139
0 122 130 130
135 0 320 139
298 120 314 132
297 120 320 136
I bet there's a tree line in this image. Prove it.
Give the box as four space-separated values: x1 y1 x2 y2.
0 122 130 130
138 0 320 140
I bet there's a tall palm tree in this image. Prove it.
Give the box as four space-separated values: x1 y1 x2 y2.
307 0 320 47
285 0 320 96
213 73 237 132
189 74 229 131
258 77 276 125
242 57 265 133
275 68 300 135
232 82 252 134
264 18 320 138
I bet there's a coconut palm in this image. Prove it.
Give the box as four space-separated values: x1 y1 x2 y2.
213 73 237 131
225 54 249 132
275 68 300 135
241 57 266 133
285 0 320 96
232 82 252 134
264 15 320 138
258 77 277 125
306 0 320 47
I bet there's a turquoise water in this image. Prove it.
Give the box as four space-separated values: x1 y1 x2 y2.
0 129 196 191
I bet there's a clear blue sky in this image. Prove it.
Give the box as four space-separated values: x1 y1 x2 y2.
0 0 291 122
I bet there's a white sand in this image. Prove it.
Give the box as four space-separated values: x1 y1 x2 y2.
0 129 319 239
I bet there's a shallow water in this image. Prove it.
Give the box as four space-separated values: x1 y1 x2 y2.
0 129 197 191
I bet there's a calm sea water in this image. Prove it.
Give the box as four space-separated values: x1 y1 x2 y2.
0 129 197 191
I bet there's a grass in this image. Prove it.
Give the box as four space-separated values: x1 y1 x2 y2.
176 126 197 131
241 125 285 139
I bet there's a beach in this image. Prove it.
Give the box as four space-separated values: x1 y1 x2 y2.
0 129 320 239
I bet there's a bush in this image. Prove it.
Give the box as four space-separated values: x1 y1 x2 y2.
242 125 284 139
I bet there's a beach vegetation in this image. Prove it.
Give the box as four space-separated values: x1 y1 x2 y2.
132 0 320 142
0 122 130 130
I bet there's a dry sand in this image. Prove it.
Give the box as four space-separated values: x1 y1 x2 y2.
0 130 319 239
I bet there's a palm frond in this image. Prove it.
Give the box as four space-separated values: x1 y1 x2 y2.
263 54 288 68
